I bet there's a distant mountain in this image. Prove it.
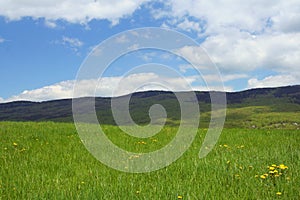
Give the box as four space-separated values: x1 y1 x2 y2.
0 85 299 128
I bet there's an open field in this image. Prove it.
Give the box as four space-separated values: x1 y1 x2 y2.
1 121 299 199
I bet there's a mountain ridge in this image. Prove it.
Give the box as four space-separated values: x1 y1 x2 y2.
0 85 299 128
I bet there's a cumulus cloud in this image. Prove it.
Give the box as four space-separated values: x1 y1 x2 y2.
54 36 84 52
177 18 202 33
2 73 223 102
62 36 83 47
174 46 214 69
205 74 249 83
155 0 300 88
179 64 248 82
164 0 300 35
248 75 300 89
202 32 300 73
44 20 57 28
5 81 75 102
0 0 148 24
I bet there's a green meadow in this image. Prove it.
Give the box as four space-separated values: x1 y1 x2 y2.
1 121 299 199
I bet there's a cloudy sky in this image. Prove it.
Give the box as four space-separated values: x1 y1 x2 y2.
0 0 299 102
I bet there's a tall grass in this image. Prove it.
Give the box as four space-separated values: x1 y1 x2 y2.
0 122 299 199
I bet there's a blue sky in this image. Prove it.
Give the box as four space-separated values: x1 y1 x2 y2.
0 0 299 102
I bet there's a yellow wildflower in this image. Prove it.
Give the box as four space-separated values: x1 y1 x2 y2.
268 166 275 171
279 164 288 170
13 142 18 146
276 192 282 196
260 175 266 179
178 195 183 199
137 141 147 145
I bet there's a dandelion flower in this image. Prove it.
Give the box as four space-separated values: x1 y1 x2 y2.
268 166 275 171
178 195 183 199
279 164 288 170
260 175 266 179
13 142 18 146
276 192 282 196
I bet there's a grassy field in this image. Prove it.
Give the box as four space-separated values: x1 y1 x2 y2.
1 121 300 199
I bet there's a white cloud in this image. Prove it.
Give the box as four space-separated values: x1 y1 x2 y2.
205 74 249 83
177 18 202 32
174 46 214 69
164 0 300 35
44 20 57 28
2 81 73 102
54 36 84 52
115 35 129 43
0 0 148 25
248 75 300 89
1 73 227 102
139 52 157 62
192 85 234 92
179 64 192 73
0 36 5 43
155 0 300 89
202 32 300 73
62 36 83 48
127 43 139 51
174 31 300 83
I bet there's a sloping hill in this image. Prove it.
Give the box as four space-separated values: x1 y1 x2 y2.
0 85 299 128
